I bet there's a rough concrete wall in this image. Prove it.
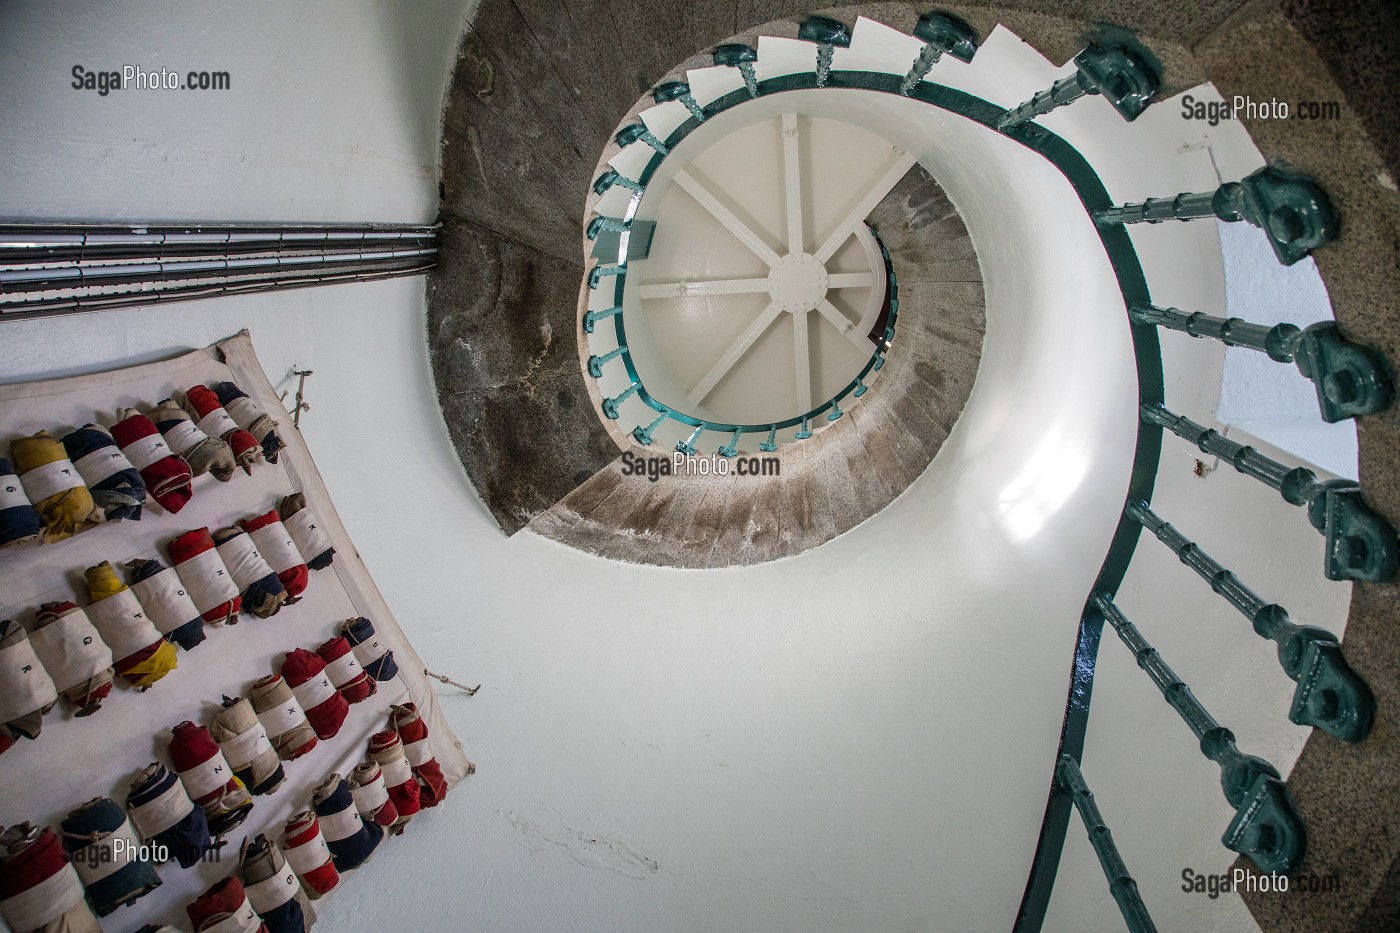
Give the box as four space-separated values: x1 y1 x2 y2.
427 217 623 532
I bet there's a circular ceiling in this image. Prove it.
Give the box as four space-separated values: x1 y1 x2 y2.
619 111 911 427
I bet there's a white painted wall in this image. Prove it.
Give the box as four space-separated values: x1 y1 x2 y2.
0 0 466 223
1214 220 1358 478
0 5 1357 933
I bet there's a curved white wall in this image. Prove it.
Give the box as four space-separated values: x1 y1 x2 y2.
0 6 1354 933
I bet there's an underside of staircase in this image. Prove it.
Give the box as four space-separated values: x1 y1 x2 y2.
425 1 1400 928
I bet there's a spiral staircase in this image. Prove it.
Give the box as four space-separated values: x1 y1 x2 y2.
426 2 1400 931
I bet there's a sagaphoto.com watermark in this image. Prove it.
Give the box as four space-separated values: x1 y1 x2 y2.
72 65 230 96
1181 867 1344 899
1180 93 1340 126
621 450 780 482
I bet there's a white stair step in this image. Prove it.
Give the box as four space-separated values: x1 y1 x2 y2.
754 35 819 81
639 100 690 141
932 24 1069 110
841 16 925 76
593 184 637 221
755 33 876 83
686 64 746 108
608 142 654 177
587 284 618 312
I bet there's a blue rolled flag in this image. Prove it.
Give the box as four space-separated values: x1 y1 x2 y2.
0 457 43 547
126 763 214 869
311 774 382 872
60 423 146 521
126 557 207 651
239 833 314 932
215 380 286 463
340 616 397 681
60 797 162 916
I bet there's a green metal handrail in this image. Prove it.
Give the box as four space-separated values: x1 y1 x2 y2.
576 12 1398 929
1055 755 1157 933
1129 304 1393 422
1142 403 1398 582
1091 593 1308 874
1126 501 1374 741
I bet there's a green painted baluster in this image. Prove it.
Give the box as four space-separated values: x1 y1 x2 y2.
654 81 706 122
1096 167 1337 265
1130 305 1393 422
601 381 640 419
1126 501 1374 742
759 425 778 452
999 44 1159 130
593 169 644 196
798 16 852 88
588 264 625 288
1141 403 1399 582
582 304 622 334
615 122 668 156
632 411 667 445
873 354 886 371
1090 593 1307 874
900 11 977 95
586 216 630 241
587 345 628 378
1055 756 1158 933
853 379 868 398
676 424 703 456
794 416 813 440
718 428 742 458
826 401 843 422
713 44 760 98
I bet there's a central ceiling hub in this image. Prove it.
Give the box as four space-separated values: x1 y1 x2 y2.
767 252 829 313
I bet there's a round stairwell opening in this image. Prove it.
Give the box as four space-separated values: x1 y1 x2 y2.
559 83 990 565
586 95 966 457
599 106 909 433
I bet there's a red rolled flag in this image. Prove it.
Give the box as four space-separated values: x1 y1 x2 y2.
0 824 100 933
169 720 254 836
393 703 449 807
315 636 374 704
183 386 262 474
169 528 241 625
367 728 420 830
280 649 347 740
238 510 308 600
110 409 193 513
280 812 338 898
186 875 267 933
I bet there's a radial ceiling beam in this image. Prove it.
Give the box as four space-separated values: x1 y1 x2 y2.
813 151 917 262
793 308 812 411
781 112 804 254
674 169 783 267
638 278 770 299
816 298 873 350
